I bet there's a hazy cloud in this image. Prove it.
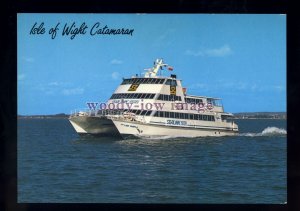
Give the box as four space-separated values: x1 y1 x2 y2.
250 84 258 91
111 71 121 80
48 82 59 86
48 81 71 86
62 88 84 96
45 91 55 95
206 45 232 57
110 59 123 65
22 57 35 63
185 50 204 57
153 29 176 47
189 81 285 94
33 82 85 96
189 83 209 90
273 85 285 92
185 45 233 57
158 29 176 42
236 82 247 90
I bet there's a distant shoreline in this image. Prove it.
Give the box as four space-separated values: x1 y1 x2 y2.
231 112 286 120
18 113 69 119
17 112 286 120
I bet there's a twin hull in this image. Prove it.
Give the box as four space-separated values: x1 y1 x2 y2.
69 116 238 139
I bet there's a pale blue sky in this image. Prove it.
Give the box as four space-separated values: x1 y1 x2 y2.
18 14 286 115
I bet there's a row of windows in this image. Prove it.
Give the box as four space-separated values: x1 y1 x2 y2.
98 109 215 121
157 94 182 101
121 78 165 85
110 93 156 99
153 111 215 121
185 97 203 104
110 93 182 101
121 78 178 86
109 93 217 108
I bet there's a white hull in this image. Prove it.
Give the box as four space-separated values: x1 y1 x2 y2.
69 116 121 137
112 119 238 139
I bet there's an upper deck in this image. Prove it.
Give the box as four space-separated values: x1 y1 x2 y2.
108 58 225 113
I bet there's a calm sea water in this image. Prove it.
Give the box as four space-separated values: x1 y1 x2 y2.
18 118 286 203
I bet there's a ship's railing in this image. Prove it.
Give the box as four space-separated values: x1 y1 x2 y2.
69 108 125 117
107 111 146 123
70 108 147 123
70 108 93 117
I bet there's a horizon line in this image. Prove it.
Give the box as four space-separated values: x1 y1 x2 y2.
17 111 287 116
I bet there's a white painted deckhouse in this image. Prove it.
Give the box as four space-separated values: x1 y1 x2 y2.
69 59 238 139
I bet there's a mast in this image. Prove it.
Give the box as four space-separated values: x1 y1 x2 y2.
144 58 168 78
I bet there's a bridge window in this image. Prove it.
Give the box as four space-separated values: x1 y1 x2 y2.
121 78 168 85
110 93 156 99
165 79 177 86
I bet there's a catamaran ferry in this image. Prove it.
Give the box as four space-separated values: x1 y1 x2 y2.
69 59 238 138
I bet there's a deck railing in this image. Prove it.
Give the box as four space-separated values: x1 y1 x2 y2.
69 109 125 117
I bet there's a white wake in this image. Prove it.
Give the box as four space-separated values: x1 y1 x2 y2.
240 126 287 137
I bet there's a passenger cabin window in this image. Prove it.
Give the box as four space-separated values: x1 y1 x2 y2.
170 112 175 118
110 93 156 99
207 98 221 106
140 110 147 115
221 115 227 121
165 79 177 86
107 106 216 122
185 98 203 104
121 78 166 85
157 94 182 101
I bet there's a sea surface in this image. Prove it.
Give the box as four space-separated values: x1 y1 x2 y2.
18 118 286 203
